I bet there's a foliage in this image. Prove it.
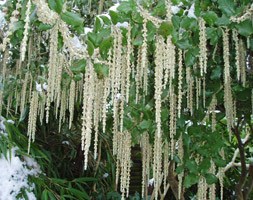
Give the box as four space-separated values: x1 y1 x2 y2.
0 0 253 199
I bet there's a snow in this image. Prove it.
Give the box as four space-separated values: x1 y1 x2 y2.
109 3 120 12
84 27 93 34
116 21 128 28
35 82 42 93
187 3 196 19
0 117 40 200
0 9 5 29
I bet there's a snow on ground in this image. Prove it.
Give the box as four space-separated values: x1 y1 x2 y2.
0 117 41 200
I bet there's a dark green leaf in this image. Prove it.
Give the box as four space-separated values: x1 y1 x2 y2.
218 0 236 16
236 19 253 37
158 22 173 37
87 40 94 56
202 11 218 26
48 0 63 14
184 173 199 188
204 173 218 185
60 11 83 27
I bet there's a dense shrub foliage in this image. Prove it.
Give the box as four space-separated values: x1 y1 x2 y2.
0 0 253 199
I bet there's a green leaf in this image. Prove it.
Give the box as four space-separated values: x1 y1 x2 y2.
73 177 97 183
48 0 63 14
99 37 113 59
210 66 222 80
99 16 111 26
181 17 197 31
87 40 94 56
42 189 49 200
176 38 191 50
218 0 235 16
204 173 218 185
94 17 102 33
158 22 173 37
184 173 199 188
133 34 143 46
38 23 52 31
202 11 218 26
94 64 109 79
109 10 119 25
68 188 89 200
117 0 136 14
215 15 230 26
206 27 221 45
185 160 198 173
139 120 151 130
185 48 198 66
60 11 84 27
236 19 253 37
70 59 86 74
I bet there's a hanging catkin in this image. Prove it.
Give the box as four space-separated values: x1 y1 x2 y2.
177 49 183 117
20 0 31 61
125 24 132 103
232 29 240 81
154 36 164 138
20 72 29 115
186 67 194 115
141 18 148 95
69 80 76 129
140 133 151 199
218 149 225 200
27 91 39 154
119 131 131 199
81 60 95 170
153 133 163 200
170 87 177 157
209 160 216 200
199 18 207 76
222 28 234 139
163 140 169 193
0 0 21 51
46 22 59 123
239 39 246 86
93 77 103 159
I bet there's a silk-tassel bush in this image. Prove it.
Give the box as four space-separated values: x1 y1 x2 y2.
209 160 216 200
163 141 169 193
46 22 59 123
0 0 21 51
141 17 148 95
125 24 132 103
198 18 207 76
119 131 131 199
186 67 194 115
93 78 104 159
20 0 31 61
154 36 164 138
81 60 96 170
140 133 152 198
222 28 234 139
153 133 163 200
68 80 76 129
177 49 183 118
27 91 39 154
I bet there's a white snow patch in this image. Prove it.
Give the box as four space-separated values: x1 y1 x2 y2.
109 3 120 12
84 27 93 34
116 21 128 28
187 3 196 19
35 82 42 93
0 117 41 200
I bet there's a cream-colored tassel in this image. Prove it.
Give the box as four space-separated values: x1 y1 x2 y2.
27 91 39 154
